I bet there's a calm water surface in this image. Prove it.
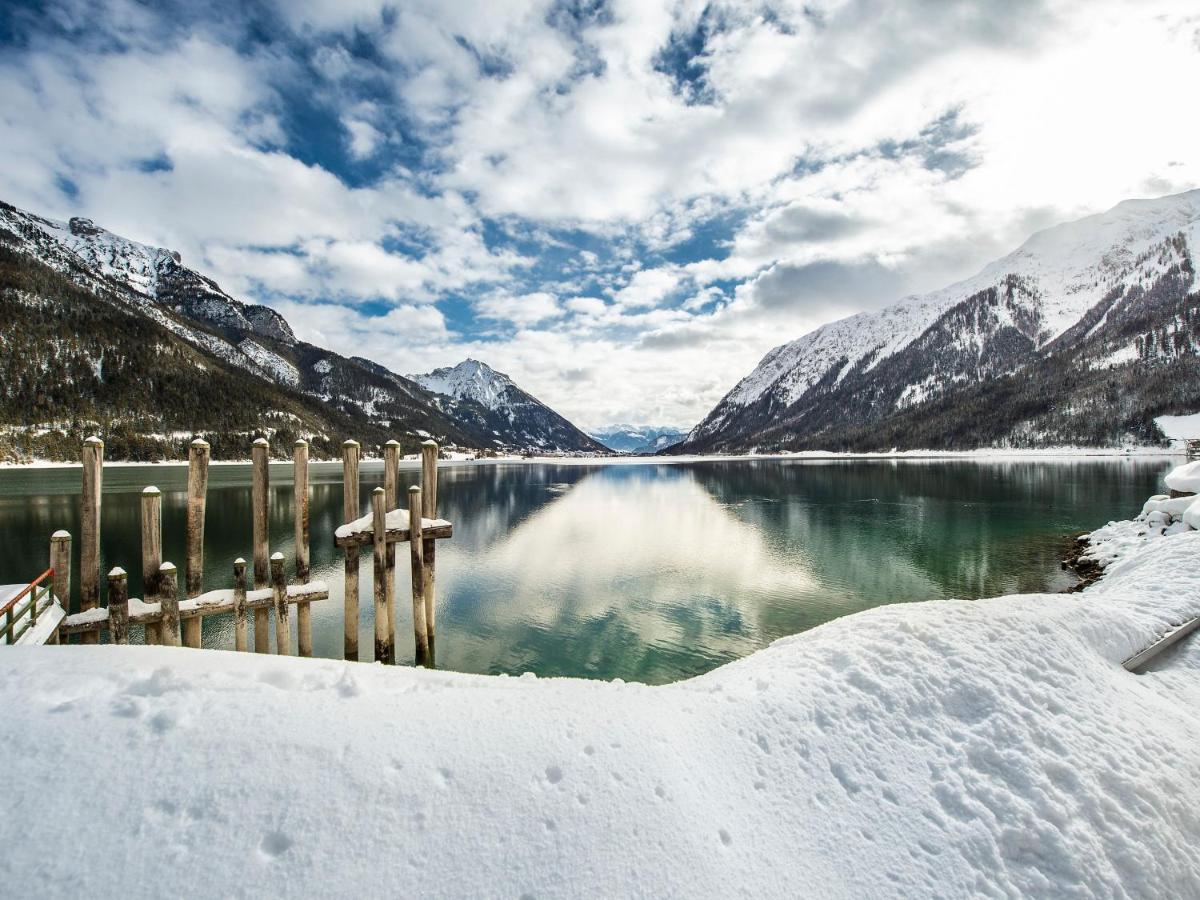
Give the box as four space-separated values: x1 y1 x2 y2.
0 457 1171 684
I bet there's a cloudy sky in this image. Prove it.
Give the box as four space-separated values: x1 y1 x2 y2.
2 0 1198 428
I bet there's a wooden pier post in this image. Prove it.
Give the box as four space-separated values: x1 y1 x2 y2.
252 437 270 653
158 562 180 647
141 486 163 645
420 440 439 665
107 568 129 645
50 530 71 620
371 487 391 663
293 440 312 657
184 439 209 649
271 552 290 656
408 485 431 667
80 437 103 644
383 439 400 665
233 558 249 652
342 440 361 661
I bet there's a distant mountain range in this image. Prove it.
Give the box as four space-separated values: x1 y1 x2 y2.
672 189 1200 454
588 424 688 454
0 200 597 460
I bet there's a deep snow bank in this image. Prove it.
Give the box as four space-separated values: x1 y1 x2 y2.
2 529 1200 896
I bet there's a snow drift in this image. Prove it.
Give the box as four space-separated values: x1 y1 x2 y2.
2 507 1199 896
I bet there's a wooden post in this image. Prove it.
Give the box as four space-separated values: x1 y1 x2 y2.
294 440 312 657
50 529 71 616
252 437 270 653
342 440 360 661
141 486 162 645
80 436 103 644
407 486 430 666
420 440 438 666
184 439 209 649
271 552 289 655
383 439 400 665
158 562 180 647
371 487 390 663
107 568 129 645
233 558 248 652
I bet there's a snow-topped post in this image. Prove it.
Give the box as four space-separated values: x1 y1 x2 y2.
251 438 271 653
420 440 439 665
141 486 162 645
408 485 431 667
158 562 180 647
293 440 312 657
271 552 290 655
184 439 209 649
342 440 361 661
49 530 71 626
371 487 391 663
383 439 401 665
107 568 129 645
80 436 103 645
232 558 248 652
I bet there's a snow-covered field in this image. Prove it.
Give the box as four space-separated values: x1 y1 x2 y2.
2 491 1199 897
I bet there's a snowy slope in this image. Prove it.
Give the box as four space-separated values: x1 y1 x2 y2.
2 499 1199 896
686 190 1200 450
411 359 606 453
589 424 688 453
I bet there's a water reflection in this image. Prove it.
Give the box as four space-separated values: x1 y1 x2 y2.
0 456 1171 683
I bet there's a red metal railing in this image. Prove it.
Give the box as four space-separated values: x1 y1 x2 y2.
1 569 54 646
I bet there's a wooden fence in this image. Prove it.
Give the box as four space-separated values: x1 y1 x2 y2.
47 436 449 666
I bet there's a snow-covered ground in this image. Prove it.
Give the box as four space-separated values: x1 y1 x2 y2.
2 484 1199 896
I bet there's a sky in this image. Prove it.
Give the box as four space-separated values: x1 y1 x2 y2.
1 0 1198 430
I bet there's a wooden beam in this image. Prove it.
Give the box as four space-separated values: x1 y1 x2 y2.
271 553 289 656
159 562 180 647
342 439 360 662
383 440 400 666
49 530 71 620
334 517 453 549
107 568 129 645
233 558 248 652
421 440 438 666
408 485 430 667
141 486 162 645
252 437 270 653
372 487 390 663
79 437 103 644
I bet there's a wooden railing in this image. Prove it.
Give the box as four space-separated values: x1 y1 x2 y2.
2 569 54 645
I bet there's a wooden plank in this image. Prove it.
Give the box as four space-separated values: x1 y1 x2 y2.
421 440 438 666
342 440 360 662
271 553 289 656
60 582 329 635
372 487 390 663
408 485 430 667
1123 614 1200 672
141 487 162 645
159 562 180 647
184 439 210 648
383 440 400 666
107 568 129 645
334 518 453 549
233 558 248 652
80 437 103 644
252 438 270 653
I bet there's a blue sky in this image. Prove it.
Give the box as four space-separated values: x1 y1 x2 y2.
1 0 1198 428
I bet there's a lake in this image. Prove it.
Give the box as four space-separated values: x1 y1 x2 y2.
0 456 1171 684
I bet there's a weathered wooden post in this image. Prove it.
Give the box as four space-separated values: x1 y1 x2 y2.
80 437 103 644
50 530 71 628
420 440 439 665
383 439 400 665
371 487 390 663
271 552 290 655
141 486 163 645
408 485 431 667
107 568 129 645
184 439 209 649
233 558 249 652
294 440 312 657
252 437 270 653
158 562 180 647
342 439 361 661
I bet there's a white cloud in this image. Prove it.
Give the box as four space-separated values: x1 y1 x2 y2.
475 291 562 326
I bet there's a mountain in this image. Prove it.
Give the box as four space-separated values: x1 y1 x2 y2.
672 190 1200 454
588 424 688 454
0 200 578 460
409 359 606 454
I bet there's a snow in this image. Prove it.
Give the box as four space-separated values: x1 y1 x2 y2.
334 508 451 540
3 495 1200 896
1156 412 1200 440
1165 460 1200 493
410 358 514 410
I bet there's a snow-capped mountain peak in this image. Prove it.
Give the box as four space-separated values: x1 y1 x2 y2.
410 359 514 410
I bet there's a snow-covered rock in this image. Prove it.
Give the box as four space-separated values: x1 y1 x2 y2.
2 505 1199 896
1165 460 1200 494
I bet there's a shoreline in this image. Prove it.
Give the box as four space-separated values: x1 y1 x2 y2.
0 445 1183 470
